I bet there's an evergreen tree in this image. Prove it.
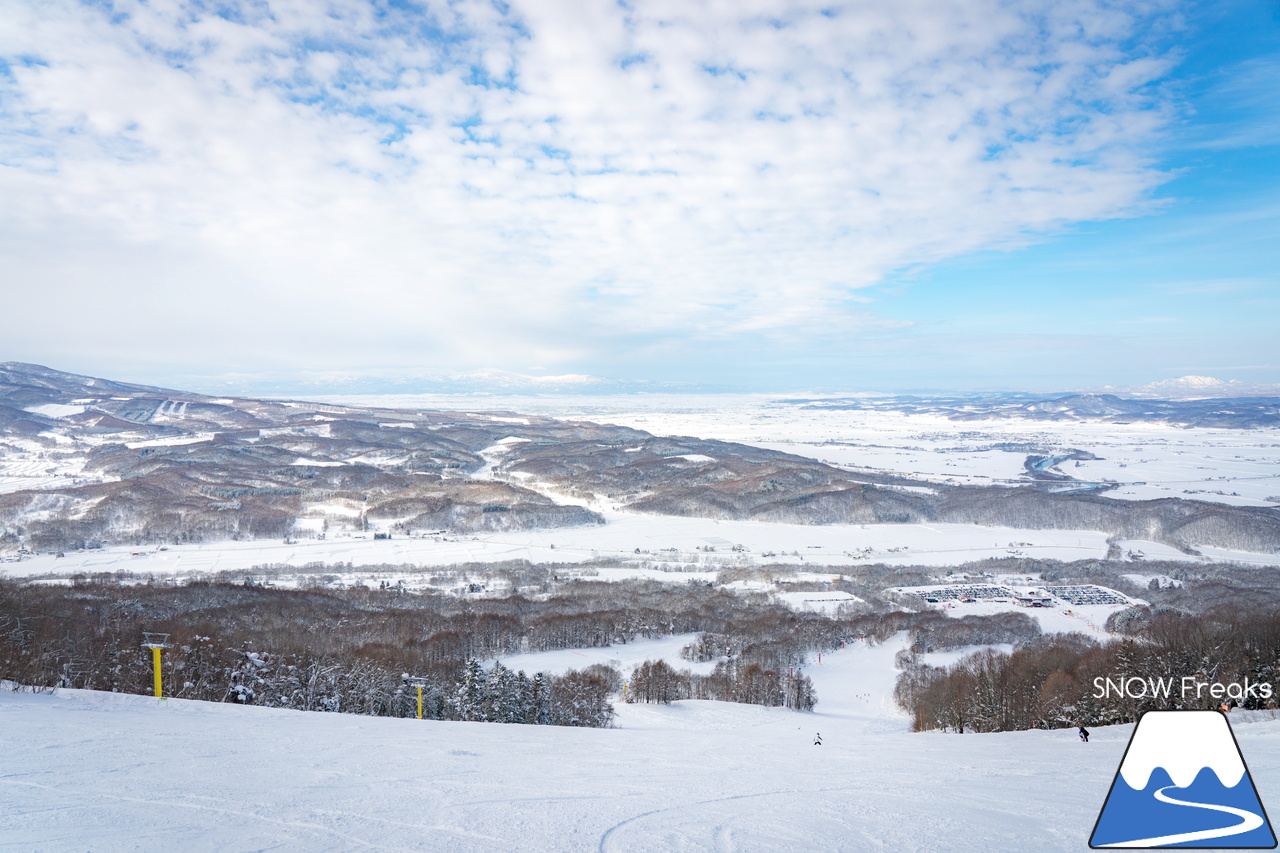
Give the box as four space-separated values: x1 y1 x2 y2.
457 658 488 721
528 672 552 725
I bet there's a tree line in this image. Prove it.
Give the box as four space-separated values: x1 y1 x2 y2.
0 575 847 722
627 658 816 710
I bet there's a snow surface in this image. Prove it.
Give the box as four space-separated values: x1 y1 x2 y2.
7 503 1277 583
125 433 214 449
0 443 97 495
774 590 864 614
7 639 1280 852
23 403 86 418
0 514 1199 580
493 633 720 677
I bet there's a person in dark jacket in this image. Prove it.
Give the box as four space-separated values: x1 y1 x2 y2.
1078 726 1090 743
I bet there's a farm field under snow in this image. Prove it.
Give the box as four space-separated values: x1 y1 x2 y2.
9 510 1280 584
15 636 1277 852
321 393 1280 508
3 513 1124 580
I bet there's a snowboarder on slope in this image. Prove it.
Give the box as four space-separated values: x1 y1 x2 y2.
814 733 823 746
1078 726 1089 743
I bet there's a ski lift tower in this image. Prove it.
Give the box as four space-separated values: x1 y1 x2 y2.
403 675 429 720
142 632 172 699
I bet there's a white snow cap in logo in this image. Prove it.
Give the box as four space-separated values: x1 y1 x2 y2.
1119 711 1245 790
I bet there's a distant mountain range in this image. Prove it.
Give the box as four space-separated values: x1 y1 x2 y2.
787 387 1280 428
1107 375 1280 400
67 362 1280 401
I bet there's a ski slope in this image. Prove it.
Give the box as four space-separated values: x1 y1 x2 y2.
8 639 1280 852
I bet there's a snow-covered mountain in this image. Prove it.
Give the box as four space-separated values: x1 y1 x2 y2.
795 389 1280 428
1115 375 1280 400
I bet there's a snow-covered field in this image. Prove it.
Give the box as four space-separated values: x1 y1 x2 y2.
493 633 722 677
0 435 100 494
7 636 1280 852
1 513 1137 579
8 506 1278 586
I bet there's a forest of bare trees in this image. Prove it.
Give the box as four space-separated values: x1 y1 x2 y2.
627 657 816 710
0 567 1058 728
0 575 851 724
895 606 1280 734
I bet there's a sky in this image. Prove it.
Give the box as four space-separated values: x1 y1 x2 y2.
0 0 1277 394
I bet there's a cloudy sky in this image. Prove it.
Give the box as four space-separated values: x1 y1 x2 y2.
1 0 1277 393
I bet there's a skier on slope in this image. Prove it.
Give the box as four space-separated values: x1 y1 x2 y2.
814 732 823 746
1078 725 1089 743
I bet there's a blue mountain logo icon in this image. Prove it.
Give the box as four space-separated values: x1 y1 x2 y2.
1091 710 1276 848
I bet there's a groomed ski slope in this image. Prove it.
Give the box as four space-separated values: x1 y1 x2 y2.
5 639 1280 852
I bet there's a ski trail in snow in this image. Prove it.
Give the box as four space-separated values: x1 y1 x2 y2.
1104 784 1264 847
596 787 847 853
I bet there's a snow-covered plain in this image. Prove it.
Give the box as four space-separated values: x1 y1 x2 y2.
2 513 1132 580
493 633 721 677
9 506 1278 586
7 637 1280 852
320 393 1280 508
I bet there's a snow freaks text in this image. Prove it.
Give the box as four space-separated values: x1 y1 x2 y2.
1093 676 1274 702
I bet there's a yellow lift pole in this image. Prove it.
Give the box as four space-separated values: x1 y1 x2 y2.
152 646 163 697
142 632 172 700
404 676 429 720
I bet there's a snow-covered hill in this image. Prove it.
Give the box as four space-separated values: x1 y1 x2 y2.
6 640 1280 852
4 363 1280 563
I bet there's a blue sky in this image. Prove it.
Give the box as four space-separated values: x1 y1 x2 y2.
0 0 1276 394
854 0 1280 391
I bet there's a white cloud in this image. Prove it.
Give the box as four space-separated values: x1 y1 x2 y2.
0 0 1176 377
